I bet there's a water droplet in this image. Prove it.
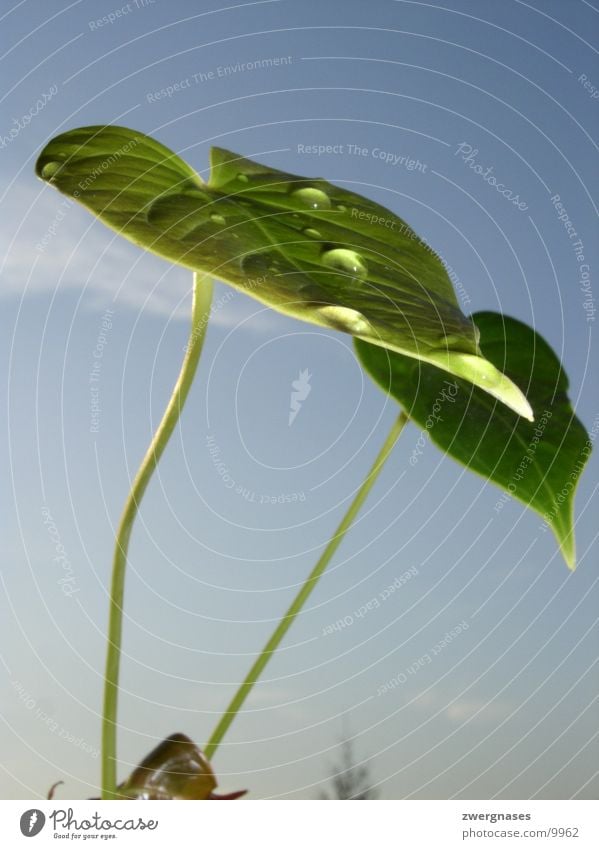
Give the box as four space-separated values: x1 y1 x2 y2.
241 253 272 277
210 213 226 225
146 194 177 225
290 186 331 210
437 333 462 348
317 305 370 334
145 191 210 235
237 173 249 183
41 161 62 180
303 227 322 239
321 248 368 279
336 204 347 212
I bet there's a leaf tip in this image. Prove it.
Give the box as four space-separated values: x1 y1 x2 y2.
561 536 577 572
515 394 535 423
475 364 535 423
427 350 535 421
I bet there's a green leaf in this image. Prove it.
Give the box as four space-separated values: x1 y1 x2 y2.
355 312 591 569
35 125 531 419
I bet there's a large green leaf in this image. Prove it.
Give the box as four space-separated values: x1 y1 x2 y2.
35 125 531 419
355 312 591 569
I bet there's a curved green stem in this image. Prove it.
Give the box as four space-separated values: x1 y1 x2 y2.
102 273 214 799
204 409 409 761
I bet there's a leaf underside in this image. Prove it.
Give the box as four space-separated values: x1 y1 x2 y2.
355 312 591 569
35 125 531 419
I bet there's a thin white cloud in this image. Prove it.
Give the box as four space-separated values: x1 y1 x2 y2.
445 697 512 724
408 689 512 725
0 179 289 334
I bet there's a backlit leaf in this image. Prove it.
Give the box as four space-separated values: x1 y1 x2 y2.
36 125 531 419
355 312 591 569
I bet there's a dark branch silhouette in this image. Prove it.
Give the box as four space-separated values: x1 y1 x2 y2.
319 738 379 800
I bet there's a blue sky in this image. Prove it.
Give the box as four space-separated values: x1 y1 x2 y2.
1 0 597 799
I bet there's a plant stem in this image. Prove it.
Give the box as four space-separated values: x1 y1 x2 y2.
204 409 409 761
101 273 214 799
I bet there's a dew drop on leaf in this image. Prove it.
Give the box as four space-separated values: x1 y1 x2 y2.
41 162 62 180
145 192 210 229
303 228 322 239
145 198 180 226
210 213 226 225
290 186 332 210
241 252 272 276
321 248 368 279
317 305 370 334
435 333 463 348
